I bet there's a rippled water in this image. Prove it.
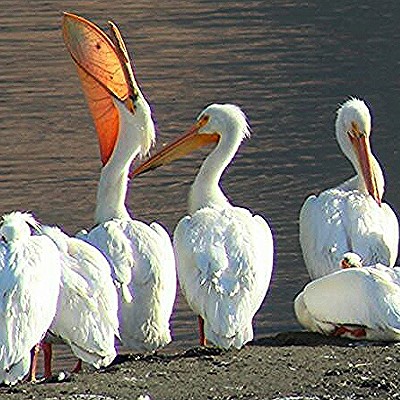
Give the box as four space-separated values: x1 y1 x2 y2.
1 0 400 368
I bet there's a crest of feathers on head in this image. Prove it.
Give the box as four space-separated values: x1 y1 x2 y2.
228 104 252 141
139 128 155 159
241 112 252 141
141 98 157 158
203 103 252 142
336 96 367 116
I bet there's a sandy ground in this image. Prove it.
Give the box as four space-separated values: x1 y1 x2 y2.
1 332 399 400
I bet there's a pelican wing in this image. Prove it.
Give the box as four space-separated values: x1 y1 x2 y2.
45 229 119 369
174 206 273 349
117 219 176 351
300 187 398 280
377 203 399 266
82 219 176 352
149 221 178 318
299 193 349 279
79 221 134 303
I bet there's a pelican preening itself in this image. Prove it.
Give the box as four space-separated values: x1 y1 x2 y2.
295 252 400 341
62 13 176 352
0 212 61 385
299 98 399 280
133 104 274 349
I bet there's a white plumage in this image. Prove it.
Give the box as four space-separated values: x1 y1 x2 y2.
83 217 176 352
41 226 119 370
133 104 274 349
79 97 177 352
295 259 400 341
175 206 273 348
0 212 61 385
299 98 399 280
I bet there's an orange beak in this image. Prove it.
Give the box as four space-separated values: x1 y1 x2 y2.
349 122 381 206
340 258 353 269
75 67 119 166
62 12 137 166
131 115 219 177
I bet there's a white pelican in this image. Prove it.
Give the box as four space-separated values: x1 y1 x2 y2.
299 97 399 280
294 252 400 341
40 225 119 377
133 104 274 349
62 13 176 352
0 212 61 385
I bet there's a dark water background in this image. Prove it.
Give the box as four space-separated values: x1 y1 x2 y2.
1 0 400 369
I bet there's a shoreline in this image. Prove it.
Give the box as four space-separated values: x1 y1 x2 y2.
2 331 399 400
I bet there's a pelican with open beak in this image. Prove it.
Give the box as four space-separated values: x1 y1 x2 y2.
63 12 176 353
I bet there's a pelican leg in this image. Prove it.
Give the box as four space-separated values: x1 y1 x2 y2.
332 325 366 338
72 359 82 374
41 342 53 378
198 315 206 346
28 343 41 382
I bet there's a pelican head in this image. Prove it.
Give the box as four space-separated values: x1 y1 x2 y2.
0 212 40 242
340 252 363 269
132 103 250 176
336 98 371 140
113 91 155 160
335 98 382 205
196 104 250 140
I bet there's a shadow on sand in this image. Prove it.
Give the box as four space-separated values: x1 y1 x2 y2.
109 330 395 369
249 330 393 347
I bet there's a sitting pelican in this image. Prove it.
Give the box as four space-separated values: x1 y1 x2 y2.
295 252 400 341
0 212 61 385
62 13 176 352
133 104 274 349
299 98 399 280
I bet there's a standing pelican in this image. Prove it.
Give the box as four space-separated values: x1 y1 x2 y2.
62 13 176 352
294 252 400 341
299 98 399 280
133 104 274 349
40 225 119 377
0 212 61 385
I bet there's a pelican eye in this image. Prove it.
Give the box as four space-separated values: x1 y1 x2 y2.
350 121 365 138
197 114 210 128
125 95 137 113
